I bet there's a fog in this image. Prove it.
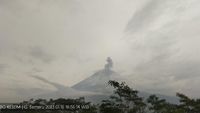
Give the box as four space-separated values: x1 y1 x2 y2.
0 0 200 102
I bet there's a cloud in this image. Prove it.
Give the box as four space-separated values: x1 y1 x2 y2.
32 67 43 73
1 0 200 100
0 64 8 74
29 46 54 63
30 75 69 91
124 0 200 96
125 0 162 33
125 0 189 33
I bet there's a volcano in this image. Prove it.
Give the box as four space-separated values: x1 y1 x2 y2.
72 57 122 94
72 57 179 104
30 57 178 104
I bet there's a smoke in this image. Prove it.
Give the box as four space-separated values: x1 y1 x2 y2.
104 57 113 70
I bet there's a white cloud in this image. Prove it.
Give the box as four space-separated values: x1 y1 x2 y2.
0 0 200 102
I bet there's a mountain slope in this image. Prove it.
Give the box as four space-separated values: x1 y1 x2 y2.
30 75 98 99
72 58 179 104
72 69 120 94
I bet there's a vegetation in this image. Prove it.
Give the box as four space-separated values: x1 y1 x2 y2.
100 80 200 113
100 81 146 113
1 80 200 113
1 97 97 113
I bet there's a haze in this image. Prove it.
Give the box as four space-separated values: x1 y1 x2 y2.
0 0 200 102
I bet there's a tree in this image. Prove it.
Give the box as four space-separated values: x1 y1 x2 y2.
100 80 146 113
147 94 180 113
1 97 97 113
176 93 200 113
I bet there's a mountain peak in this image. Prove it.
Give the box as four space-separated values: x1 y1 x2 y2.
72 57 120 93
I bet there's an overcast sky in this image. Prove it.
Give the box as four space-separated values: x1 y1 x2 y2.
0 0 200 102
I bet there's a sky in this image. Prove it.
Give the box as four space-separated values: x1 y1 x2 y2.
0 0 200 102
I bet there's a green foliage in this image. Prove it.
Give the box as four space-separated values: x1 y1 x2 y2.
176 93 200 113
100 80 146 113
147 94 178 113
2 80 200 113
1 97 97 113
100 80 200 113
100 99 124 113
